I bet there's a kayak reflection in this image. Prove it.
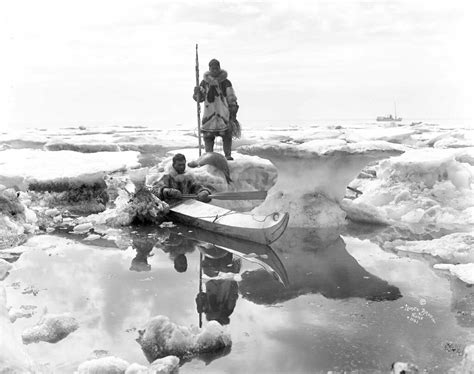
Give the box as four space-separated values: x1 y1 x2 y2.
166 225 290 326
239 228 402 304
170 225 289 287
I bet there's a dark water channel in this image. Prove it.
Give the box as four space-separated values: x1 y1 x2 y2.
4 224 473 373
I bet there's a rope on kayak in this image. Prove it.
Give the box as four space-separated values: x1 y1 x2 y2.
193 210 276 223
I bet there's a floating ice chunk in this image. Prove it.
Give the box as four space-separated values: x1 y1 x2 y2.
388 232 474 263
9 306 36 323
159 222 176 228
434 263 474 284
137 315 231 363
73 222 93 234
22 313 79 344
76 356 130 374
340 199 390 225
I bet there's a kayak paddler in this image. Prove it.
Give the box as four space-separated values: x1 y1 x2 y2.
193 58 240 161
151 153 211 203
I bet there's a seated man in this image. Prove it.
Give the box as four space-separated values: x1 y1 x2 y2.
151 153 211 203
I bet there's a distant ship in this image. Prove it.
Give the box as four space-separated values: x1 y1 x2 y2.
376 114 402 122
376 102 402 122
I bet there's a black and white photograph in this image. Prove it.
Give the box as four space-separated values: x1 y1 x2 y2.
1 1 473 373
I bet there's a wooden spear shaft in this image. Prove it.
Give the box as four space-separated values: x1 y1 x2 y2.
195 44 202 156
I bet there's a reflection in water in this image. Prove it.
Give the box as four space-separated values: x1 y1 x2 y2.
6 223 469 372
126 225 404 369
130 232 154 272
196 244 240 325
239 228 402 304
160 232 196 273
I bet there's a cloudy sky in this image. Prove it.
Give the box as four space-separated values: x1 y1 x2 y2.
1 0 472 129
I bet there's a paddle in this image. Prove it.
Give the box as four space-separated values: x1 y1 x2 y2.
181 190 267 201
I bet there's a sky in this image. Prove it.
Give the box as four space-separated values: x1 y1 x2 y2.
1 0 473 130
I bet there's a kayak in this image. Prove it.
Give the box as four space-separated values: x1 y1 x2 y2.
168 199 289 245
170 224 289 287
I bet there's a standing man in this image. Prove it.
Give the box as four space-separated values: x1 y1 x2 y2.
193 59 239 161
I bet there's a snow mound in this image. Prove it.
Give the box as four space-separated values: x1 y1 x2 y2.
22 313 79 344
137 315 231 362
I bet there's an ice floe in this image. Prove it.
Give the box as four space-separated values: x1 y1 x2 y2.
0 149 141 190
351 148 474 234
21 312 79 344
238 139 405 227
137 315 231 362
76 356 130 374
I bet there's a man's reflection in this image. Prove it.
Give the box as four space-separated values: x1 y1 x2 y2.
196 243 240 325
129 228 156 272
160 232 197 273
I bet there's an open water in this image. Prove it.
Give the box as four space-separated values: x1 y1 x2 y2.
4 222 472 373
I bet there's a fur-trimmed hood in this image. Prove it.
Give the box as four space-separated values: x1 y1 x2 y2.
203 70 228 84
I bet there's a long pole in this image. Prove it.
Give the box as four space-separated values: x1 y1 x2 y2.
198 252 203 328
195 44 202 156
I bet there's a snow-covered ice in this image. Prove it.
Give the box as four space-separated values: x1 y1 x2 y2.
387 232 474 264
1 121 473 371
238 139 405 227
433 263 474 285
0 149 141 190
